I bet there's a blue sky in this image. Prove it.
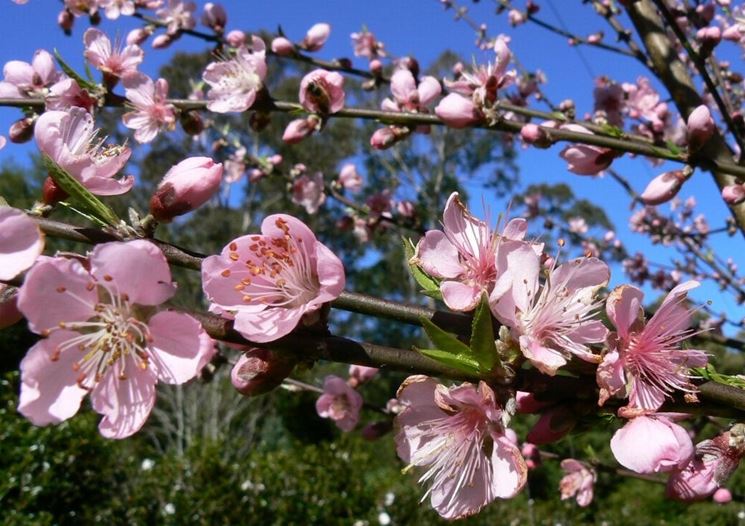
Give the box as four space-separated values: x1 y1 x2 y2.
1 0 743 332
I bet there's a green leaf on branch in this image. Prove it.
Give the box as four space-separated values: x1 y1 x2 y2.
693 364 745 390
54 50 100 93
600 124 624 138
417 348 481 376
469 294 498 372
420 316 471 355
42 155 120 226
401 237 442 300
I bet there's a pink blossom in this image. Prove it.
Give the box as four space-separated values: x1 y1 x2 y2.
34 108 134 196
122 73 176 143
597 282 707 411
395 376 527 519
640 170 687 205
156 0 196 35
83 28 144 81
623 77 662 125
491 249 609 375
0 206 44 280
0 49 60 99
127 27 153 46
350 29 385 59
348 364 378 387
611 415 693 474
149 157 223 221
225 30 246 48
338 163 363 192
568 216 588 234
99 0 136 19
315 375 363 431
526 405 577 444
63 0 98 16
17 240 215 439
202 214 345 343
559 459 596 506
203 36 267 113
383 69 441 113
443 36 514 107
45 78 95 112
593 77 625 127
231 347 295 396
412 192 532 312
713 488 732 504
299 69 345 114
667 426 745 501
559 124 616 175
291 171 326 214
282 117 318 144
302 23 330 52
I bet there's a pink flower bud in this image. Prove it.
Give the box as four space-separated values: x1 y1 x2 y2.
435 93 481 128
271 36 295 56
151 34 174 49
696 2 715 23
687 104 716 151
302 22 330 51
127 27 152 46
42 176 68 205
722 184 745 205
230 348 295 396
696 26 721 56
149 157 223 221
640 170 687 205
282 118 315 144
722 25 743 42
225 29 246 47
520 123 552 148
397 200 416 218
0 284 22 330
369 59 383 75
299 69 345 114
370 126 397 149
361 420 393 441
713 488 732 504
526 406 577 445
201 2 227 32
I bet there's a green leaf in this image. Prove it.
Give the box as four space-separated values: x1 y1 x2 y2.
693 364 745 389
417 348 480 376
54 49 99 92
402 237 442 300
420 316 471 356
42 155 120 226
469 294 497 372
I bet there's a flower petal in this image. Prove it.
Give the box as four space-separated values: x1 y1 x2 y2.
148 311 214 384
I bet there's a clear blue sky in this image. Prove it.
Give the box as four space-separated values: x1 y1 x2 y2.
1 0 742 331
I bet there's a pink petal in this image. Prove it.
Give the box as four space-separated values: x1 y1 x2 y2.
596 349 626 405
18 330 88 425
3 60 34 87
520 335 567 376
610 416 693 474
147 310 214 384
490 436 528 498
0 207 44 280
233 304 306 343
506 244 541 313
416 230 462 279
606 285 644 339
314 241 346 303
90 359 157 439
441 280 482 311
31 49 57 85
417 76 441 106
17 256 97 334
89 240 175 306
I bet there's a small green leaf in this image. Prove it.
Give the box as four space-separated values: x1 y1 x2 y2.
600 124 624 138
417 348 481 376
402 237 442 299
420 316 471 356
54 49 99 92
470 294 497 372
42 155 120 226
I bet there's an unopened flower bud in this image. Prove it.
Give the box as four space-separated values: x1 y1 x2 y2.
370 126 398 149
149 157 223 221
713 488 732 504
640 170 688 205
520 123 552 148
152 34 174 49
225 29 246 47
58 9 74 35
722 25 743 42
271 36 295 56
42 176 68 205
127 27 153 46
231 348 295 396
180 110 205 136
201 2 227 32
696 26 721 57
302 22 330 52
722 184 745 205
282 117 315 144
9 117 35 144
361 420 393 441
0 284 22 330
435 93 481 128
687 104 716 151
398 56 419 77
